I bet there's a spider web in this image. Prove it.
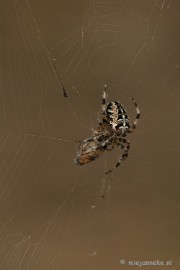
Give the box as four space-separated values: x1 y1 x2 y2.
0 0 180 269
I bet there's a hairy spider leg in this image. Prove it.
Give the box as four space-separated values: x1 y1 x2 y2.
94 84 109 134
101 134 116 150
128 98 140 133
102 83 108 121
105 138 130 174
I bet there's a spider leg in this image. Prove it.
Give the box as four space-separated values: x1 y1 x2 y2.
118 138 130 151
105 138 130 174
101 83 108 122
128 98 140 133
101 134 115 149
102 83 107 107
96 119 109 134
75 137 94 143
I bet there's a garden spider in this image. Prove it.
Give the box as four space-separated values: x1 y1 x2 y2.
74 84 140 174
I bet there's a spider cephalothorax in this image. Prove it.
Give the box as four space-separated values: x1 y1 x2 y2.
75 84 140 174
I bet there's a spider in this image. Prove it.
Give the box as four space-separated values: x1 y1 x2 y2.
74 84 140 174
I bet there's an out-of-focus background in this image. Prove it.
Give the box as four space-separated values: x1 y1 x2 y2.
0 0 179 269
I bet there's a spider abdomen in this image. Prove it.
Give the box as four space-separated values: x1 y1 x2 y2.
106 101 129 131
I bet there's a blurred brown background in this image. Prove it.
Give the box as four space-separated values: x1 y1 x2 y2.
0 0 179 269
